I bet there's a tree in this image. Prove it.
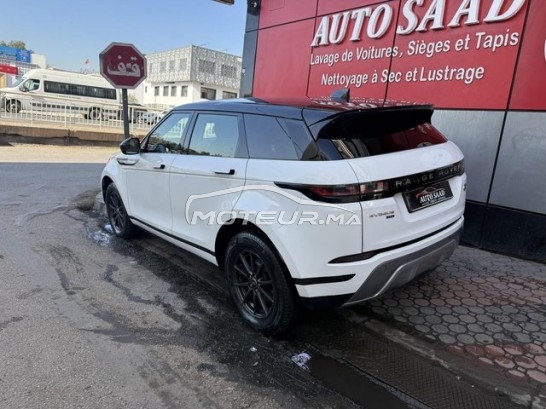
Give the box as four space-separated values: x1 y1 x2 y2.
0 40 27 50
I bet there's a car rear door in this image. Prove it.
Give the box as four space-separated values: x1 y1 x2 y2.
170 112 247 256
309 107 466 253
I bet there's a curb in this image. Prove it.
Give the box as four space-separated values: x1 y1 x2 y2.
364 319 546 409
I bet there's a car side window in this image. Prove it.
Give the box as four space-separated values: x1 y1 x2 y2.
145 112 191 153
187 114 241 158
244 114 299 160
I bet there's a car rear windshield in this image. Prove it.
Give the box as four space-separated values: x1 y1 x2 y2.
313 107 447 159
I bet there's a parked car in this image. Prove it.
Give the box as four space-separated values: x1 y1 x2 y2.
157 107 173 122
138 111 159 125
101 93 466 334
138 108 173 125
118 103 148 123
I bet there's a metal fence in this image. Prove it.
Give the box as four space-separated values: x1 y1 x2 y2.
0 91 162 132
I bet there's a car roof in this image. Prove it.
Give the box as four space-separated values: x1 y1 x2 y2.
171 97 433 125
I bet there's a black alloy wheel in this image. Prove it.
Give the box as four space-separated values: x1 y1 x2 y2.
105 184 137 239
233 249 275 319
225 232 296 335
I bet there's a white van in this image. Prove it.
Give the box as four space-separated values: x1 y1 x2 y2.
0 68 120 119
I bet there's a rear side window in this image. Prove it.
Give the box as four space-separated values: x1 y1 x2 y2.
244 114 298 160
244 115 320 160
316 108 447 159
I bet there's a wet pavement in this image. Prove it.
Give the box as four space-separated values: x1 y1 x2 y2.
94 193 545 408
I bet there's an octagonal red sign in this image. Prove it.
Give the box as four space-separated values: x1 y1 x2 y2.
100 42 147 89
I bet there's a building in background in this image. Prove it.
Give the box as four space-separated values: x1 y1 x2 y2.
142 45 241 109
0 45 46 87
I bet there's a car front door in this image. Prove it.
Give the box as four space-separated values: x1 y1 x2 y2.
123 112 192 234
170 112 247 256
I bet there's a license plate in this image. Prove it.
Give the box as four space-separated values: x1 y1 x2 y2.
403 181 453 213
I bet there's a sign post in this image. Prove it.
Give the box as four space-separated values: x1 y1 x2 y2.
99 42 147 139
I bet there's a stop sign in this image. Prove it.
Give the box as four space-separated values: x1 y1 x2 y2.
100 42 146 89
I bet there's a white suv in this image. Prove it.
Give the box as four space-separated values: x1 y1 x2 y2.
101 94 466 334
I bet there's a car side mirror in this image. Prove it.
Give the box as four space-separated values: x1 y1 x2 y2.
120 137 141 155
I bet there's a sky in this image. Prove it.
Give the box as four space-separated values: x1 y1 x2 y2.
0 0 247 72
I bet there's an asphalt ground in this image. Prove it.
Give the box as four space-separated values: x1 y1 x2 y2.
99 213 546 408
3 141 545 408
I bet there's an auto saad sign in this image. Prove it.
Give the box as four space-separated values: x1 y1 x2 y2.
253 0 540 110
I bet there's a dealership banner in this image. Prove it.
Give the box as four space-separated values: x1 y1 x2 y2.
254 0 544 110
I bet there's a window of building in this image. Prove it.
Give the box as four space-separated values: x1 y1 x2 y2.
145 86 148 93
160 61 166 73
181 86 188 97
154 86 160 96
222 91 237 99
163 86 169 96
198 59 215 75
179 58 187 71
169 60 175 71
201 87 216 100
171 86 177 97
221 64 237 79
149 63 153 74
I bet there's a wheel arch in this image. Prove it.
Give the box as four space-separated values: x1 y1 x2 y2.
101 176 114 201
215 219 293 284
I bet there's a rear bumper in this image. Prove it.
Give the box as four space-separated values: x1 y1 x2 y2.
299 217 463 310
343 223 462 306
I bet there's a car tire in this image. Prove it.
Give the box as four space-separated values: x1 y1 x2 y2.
6 100 21 113
105 184 137 239
89 108 101 120
225 232 296 335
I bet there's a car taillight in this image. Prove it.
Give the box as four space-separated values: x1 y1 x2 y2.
360 180 390 200
307 184 361 202
275 181 392 203
275 160 464 204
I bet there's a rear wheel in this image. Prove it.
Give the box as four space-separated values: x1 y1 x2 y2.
6 100 21 113
89 107 101 120
225 232 296 335
105 184 137 239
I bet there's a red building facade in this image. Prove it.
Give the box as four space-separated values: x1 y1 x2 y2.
242 0 546 261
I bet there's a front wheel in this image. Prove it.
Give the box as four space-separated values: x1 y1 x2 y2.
105 184 137 239
225 232 296 335
6 100 21 113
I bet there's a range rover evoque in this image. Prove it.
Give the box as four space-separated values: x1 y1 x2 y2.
101 91 466 334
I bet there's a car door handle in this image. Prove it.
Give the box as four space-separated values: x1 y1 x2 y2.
153 163 165 170
213 169 235 175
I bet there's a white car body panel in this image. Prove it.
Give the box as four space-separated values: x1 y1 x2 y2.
101 99 467 313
